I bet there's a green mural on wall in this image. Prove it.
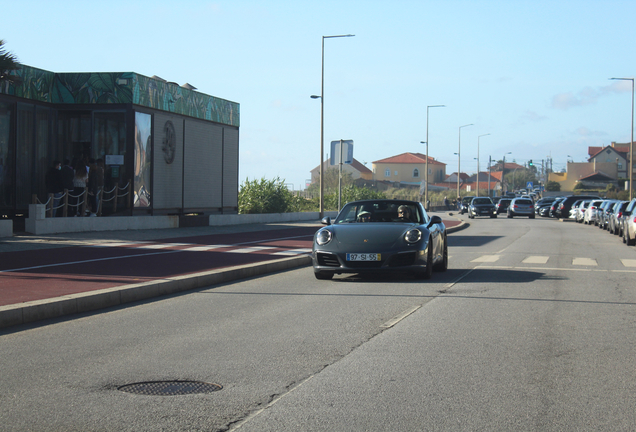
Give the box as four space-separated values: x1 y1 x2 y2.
0 65 239 127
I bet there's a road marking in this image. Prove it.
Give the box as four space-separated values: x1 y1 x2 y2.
136 243 196 249
380 305 421 328
229 246 278 254
471 255 500 263
183 244 232 251
522 256 549 264
572 257 598 266
621 259 636 268
272 248 312 256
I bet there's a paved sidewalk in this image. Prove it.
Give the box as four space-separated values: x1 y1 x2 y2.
0 214 464 330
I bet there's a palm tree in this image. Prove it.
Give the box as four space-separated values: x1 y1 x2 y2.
0 40 21 84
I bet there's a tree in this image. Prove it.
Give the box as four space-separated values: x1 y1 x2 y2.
546 181 561 192
0 40 20 84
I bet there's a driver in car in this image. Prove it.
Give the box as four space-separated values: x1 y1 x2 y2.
396 205 413 222
357 211 372 222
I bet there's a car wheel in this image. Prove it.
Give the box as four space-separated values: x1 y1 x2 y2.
419 241 434 279
627 232 636 246
623 230 627 244
491 215 497 218
529 215 535 219
433 236 448 272
314 271 334 280
507 213 513 218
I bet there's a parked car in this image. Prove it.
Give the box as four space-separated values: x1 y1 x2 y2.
609 201 629 235
507 197 535 218
458 196 475 214
468 197 497 218
557 195 601 219
495 198 512 215
597 200 618 229
312 199 447 280
622 199 636 246
583 200 603 225
569 200 583 219
535 197 556 214
549 197 566 218
574 200 590 223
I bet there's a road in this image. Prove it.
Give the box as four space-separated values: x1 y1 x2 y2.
2 215 636 431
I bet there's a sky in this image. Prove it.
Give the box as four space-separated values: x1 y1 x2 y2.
4 0 636 190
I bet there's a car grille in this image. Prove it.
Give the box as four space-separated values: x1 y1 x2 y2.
316 252 340 267
387 251 417 267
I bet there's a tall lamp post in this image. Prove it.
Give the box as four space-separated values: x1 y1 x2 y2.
457 124 474 201
421 105 445 209
502 152 511 194
610 77 634 200
311 34 355 218
476 133 490 197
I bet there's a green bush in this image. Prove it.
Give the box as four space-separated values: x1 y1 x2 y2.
239 177 299 214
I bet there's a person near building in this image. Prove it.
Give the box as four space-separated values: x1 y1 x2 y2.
45 160 63 217
72 163 88 216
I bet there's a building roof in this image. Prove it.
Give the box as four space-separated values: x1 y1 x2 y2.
373 152 446 165
311 157 372 174
588 145 628 160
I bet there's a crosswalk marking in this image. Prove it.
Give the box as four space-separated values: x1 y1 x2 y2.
471 255 500 263
272 248 312 256
620 259 636 268
228 246 278 254
572 257 598 266
522 256 549 264
183 245 232 251
136 243 195 249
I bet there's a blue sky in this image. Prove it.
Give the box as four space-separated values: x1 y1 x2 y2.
4 0 635 189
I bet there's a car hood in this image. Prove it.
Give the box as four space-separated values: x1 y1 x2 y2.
328 223 426 249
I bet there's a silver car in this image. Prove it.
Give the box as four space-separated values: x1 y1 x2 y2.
508 198 535 219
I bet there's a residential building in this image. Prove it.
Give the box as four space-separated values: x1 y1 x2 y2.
310 158 373 185
588 143 628 179
372 152 446 184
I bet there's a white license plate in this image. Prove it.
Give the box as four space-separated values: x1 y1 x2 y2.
346 253 381 261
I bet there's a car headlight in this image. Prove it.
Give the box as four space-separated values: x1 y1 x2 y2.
316 229 333 246
404 228 422 244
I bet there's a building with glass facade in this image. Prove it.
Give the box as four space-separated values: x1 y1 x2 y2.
0 65 239 223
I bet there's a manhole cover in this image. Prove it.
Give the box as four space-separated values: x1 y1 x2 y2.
118 380 222 396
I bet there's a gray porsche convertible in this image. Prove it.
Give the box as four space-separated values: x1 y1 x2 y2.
312 199 448 280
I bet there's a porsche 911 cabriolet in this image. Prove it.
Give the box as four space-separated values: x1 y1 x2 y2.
312 199 448 280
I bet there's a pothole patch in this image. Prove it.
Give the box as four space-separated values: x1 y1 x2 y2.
118 380 222 396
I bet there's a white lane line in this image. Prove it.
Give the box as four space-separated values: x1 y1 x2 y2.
572 257 598 266
228 246 278 254
135 243 196 249
522 256 549 264
182 244 232 252
272 248 312 256
471 255 501 263
381 306 421 328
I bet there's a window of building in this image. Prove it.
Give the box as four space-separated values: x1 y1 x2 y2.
413 168 419 178
385 168 390 177
134 112 152 208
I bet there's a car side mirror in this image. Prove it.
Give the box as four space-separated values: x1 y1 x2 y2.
428 215 442 227
321 216 332 225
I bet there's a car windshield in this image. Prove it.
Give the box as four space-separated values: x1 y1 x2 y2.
472 198 493 205
334 201 424 224
515 199 532 205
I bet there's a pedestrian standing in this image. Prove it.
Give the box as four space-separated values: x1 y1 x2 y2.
45 160 63 217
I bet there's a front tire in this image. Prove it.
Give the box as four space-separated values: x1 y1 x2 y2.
419 241 434 280
433 236 448 272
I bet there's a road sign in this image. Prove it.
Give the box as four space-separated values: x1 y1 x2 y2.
526 181 533 189
330 140 353 165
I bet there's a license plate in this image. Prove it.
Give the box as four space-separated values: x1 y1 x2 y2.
346 253 381 261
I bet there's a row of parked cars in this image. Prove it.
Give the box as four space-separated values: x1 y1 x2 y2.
533 195 636 246
459 195 536 219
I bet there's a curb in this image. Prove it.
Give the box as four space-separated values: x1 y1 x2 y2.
0 218 470 330
0 255 311 330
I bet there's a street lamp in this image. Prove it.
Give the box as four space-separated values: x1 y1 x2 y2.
477 133 490 197
422 105 445 209
502 152 511 194
457 124 474 202
610 77 635 200
311 33 355 218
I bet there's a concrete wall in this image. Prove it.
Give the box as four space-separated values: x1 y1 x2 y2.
0 220 12 238
24 204 337 235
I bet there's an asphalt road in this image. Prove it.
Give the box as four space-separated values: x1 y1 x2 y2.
2 215 636 431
